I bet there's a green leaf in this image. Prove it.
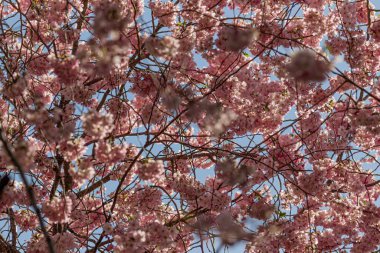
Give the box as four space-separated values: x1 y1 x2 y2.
279 211 286 218
176 21 186 27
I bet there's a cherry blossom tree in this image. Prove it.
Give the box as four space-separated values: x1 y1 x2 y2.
1 0 380 252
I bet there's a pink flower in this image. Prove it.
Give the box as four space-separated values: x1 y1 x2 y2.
286 50 332 82
43 196 72 223
136 159 165 182
216 25 258 52
81 110 114 139
145 36 180 58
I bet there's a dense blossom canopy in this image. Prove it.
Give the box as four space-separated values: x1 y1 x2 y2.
1 0 380 252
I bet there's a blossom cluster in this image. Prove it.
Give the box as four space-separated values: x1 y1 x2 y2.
0 0 380 252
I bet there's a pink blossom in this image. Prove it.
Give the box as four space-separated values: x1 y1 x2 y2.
81 110 114 139
43 196 72 223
